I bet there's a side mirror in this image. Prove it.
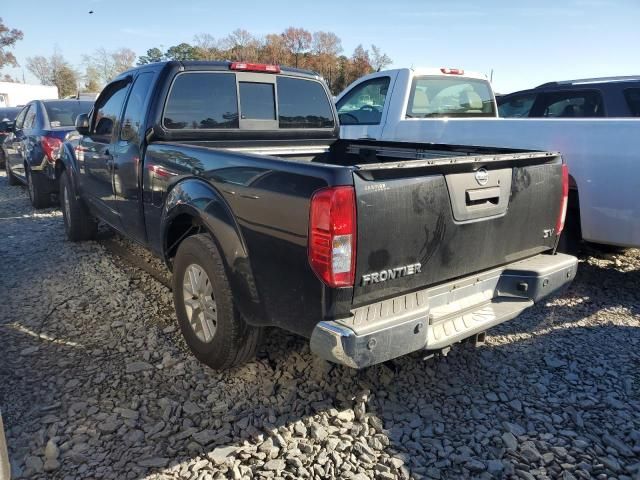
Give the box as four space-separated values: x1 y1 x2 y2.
75 113 90 135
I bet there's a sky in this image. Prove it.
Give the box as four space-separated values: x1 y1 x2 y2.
2 0 639 94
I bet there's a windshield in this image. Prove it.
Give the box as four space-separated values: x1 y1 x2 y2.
406 76 496 118
43 100 93 127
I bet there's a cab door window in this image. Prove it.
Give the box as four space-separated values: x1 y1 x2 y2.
498 94 536 118
91 81 131 143
120 72 154 142
336 77 390 125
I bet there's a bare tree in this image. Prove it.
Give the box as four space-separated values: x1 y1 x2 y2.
263 34 290 64
0 18 23 69
112 48 136 74
26 55 51 84
223 29 260 61
282 27 312 67
312 31 342 57
370 45 392 72
83 65 101 92
349 45 373 84
193 34 220 60
84 47 136 84
26 52 78 97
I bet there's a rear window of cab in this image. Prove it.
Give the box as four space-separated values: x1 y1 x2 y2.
406 76 496 118
163 72 334 130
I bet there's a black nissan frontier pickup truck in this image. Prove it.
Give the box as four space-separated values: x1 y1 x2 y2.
59 61 577 369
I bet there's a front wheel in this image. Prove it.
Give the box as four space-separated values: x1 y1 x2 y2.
172 234 261 370
60 171 97 241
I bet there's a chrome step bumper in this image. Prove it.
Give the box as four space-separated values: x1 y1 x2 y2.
310 253 577 368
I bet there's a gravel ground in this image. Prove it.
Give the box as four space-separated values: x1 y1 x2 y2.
0 169 639 480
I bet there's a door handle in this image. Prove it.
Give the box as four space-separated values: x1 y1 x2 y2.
466 187 500 206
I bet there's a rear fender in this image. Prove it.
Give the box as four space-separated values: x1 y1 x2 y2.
162 178 264 325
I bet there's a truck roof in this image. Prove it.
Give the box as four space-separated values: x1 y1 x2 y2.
116 60 322 82
535 75 640 88
376 67 489 81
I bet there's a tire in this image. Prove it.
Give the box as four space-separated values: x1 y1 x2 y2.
60 171 97 241
5 159 19 186
26 168 51 209
172 233 261 370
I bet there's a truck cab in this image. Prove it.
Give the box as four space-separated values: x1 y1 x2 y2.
335 68 497 141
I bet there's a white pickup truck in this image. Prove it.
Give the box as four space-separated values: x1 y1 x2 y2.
336 68 640 249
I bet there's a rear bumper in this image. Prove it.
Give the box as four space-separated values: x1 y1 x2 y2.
310 253 577 368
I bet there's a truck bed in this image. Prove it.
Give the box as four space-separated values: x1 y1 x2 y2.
147 139 564 312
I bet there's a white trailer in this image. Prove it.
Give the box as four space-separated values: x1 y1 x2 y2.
0 82 58 107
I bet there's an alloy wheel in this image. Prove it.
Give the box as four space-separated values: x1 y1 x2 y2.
182 264 218 343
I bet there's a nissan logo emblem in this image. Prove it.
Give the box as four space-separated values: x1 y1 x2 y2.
475 168 489 186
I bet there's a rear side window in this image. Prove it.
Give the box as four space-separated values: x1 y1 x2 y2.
277 77 334 128
164 73 239 129
406 77 495 118
498 94 536 118
624 88 640 116
23 105 37 129
14 106 28 129
538 90 604 117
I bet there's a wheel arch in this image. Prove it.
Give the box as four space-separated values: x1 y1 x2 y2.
161 178 264 325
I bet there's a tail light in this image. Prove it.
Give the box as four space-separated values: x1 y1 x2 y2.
230 62 281 73
556 164 569 236
41 136 63 164
441 68 464 75
309 186 356 288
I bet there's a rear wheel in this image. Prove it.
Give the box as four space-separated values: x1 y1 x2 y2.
5 159 19 186
172 234 261 370
60 171 97 241
27 169 51 209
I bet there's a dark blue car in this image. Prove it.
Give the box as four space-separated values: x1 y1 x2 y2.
3 99 92 208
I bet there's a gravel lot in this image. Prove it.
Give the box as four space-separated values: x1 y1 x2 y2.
1 169 639 480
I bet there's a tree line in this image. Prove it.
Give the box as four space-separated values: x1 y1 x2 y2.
137 28 392 93
0 19 392 97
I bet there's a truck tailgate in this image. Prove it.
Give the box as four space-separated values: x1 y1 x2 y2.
351 149 563 307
